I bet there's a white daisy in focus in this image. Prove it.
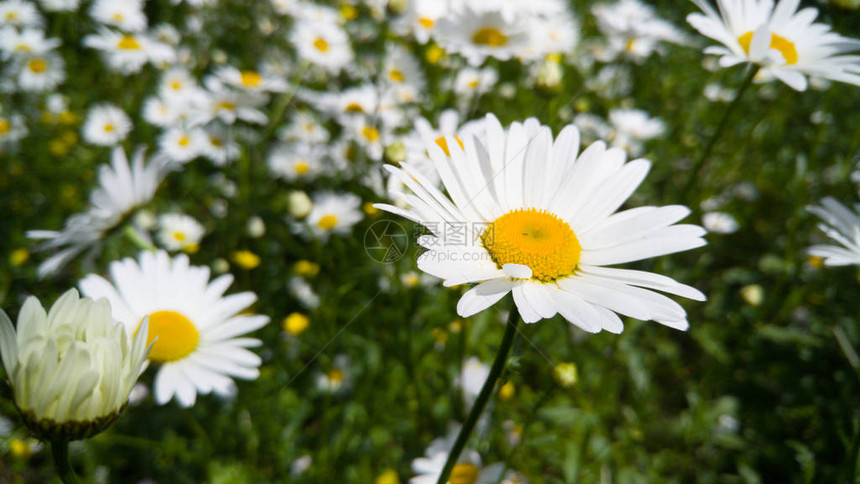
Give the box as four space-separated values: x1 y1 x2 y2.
79 251 270 407
305 192 363 241
376 114 706 331
157 213 205 253
291 21 353 73
83 104 132 146
90 0 147 32
434 5 532 66
28 147 166 277
268 141 326 181
806 197 860 266
687 0 860 91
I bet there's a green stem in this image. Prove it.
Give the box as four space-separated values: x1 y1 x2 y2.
123 226 157 252
436 307 521 484
261 61 309 143
682 67 759 197
50 439 78 484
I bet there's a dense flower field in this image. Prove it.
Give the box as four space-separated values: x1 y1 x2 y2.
1 0 860 482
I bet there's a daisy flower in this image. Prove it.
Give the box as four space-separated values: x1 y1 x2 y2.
382 45 426 103
83 28 175 75
268 141 326 181
90 0 147 32
434 4 533 66
593 0 685 63
200 125 240 166
28 147 166 277
687 0 860 90
453 67 498 97
0 28 60 59
40 0 80 12
0 110 28 149
16 53 65 92
0 0 42 28
395 0 448 44
411 427 506 484
376 114 706 331
156 213 205 253
305 192 363 241
290 21 354 73
82 104 132 146
158 126 206 164
203 77 268 125
607 108 666 157
806 197 860 266
78 251 270 407
278 111 330 144
214 65 288 93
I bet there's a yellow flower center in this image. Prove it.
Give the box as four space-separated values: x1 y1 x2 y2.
467 79 479 89
482 208 581 282
172 231 187 241
112 13 124 21
418 17 435 29
362 126 380 142
138 310 200 363
317 214 339 230
472 27 507 47
103 123 115 133
340 4 358 20
170 80 182 90
117 35 142 50
216 100 235 112
14 43 30 52
283 312 310 335
313 37 329 52
434 135 464 156
0 120 10 134
295 161 310 174
178 135 190 147
327 368 344 384
626 38 636 52
210 136 223 147
27 58 47 73
449 463 479 484
738 31 798 65
388 69 405 83
6 11 18 20
345 102 365 113
240 70 262 87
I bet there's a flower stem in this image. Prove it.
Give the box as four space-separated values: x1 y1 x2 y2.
123 226 156 252
50 439 78 484
683 66 759 197
436 307 520 484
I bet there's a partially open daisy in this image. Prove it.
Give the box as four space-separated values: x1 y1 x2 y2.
377 114 706 332
687 0 860 91
79 251 270 407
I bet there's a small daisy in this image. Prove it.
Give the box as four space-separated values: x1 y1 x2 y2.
0 110 28 149
79 251 270 407
316 355 351 393
158 67 200 101
806 197 860 266
90 0 147 32
434 4 533 66
593 0 685 63
214 65 288 93
702 211 739 234
268 141 326 181
158 126 206 164
394 0 448 44
607 108 666 157
28 147 166 277
83 28 175 75
278 111 330 144
382 45 426 103
687 0 860 91
82 104 132 146
377 114 706 331
460 357 489 404
288 276 320 309
290 21 354 73
0 28 59 59
305 192 363 241
16 53 65 92
453 67 498 97
411 428 506 484
200 125 240 166
157 213 205 253
203 77 268 125
40 0 80 12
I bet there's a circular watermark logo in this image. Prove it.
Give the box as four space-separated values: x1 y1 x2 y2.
364 220 409 263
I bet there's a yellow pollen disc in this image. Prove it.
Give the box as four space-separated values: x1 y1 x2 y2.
27 58 47 73
472 27 508 47
738 30 798 65
467 79 479 89
313 37 329 52
317 214 338 230
449 463 479 484
345 102 365 113
112 13 124 21
173 231 187 241
117 34 142 50
388 69 405 83
103 123 115 133
240 70 262 87
6 12 18 20
210 136 223 147
482 208 581 282
295 161 310 174
216 100 235 112
327 368 344 383
14 44 31 52
138 310 200 363
170 80 182 90
626 38 636 51
434 135 464 156
362 126 380 142
418 17 435 29
0 120 10 134
178 135 190 147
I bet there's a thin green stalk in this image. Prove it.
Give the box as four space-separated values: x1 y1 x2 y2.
123 226 157 252
261 61 310 143
683 67 759 197
50 439 78 484
437 307 521 484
